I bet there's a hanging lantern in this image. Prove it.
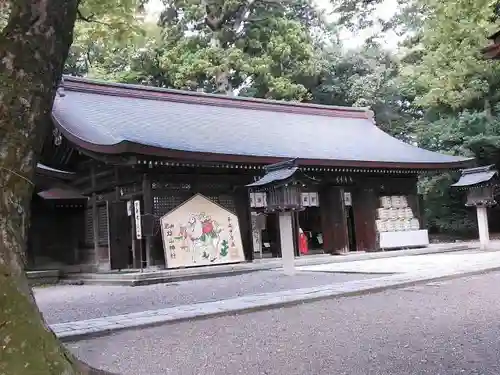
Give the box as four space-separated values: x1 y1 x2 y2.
246 159 319 213
266 182 303 212
466 186 496 207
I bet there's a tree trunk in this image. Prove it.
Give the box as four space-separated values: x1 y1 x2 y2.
0 2 114 374
209 34 233 95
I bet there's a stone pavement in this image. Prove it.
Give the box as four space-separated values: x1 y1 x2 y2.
297 248 499 274
67 272 500 375
58 242 472 286
50 248 500 342
37 271 376 324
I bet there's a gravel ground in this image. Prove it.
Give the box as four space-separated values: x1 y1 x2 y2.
34 270 378 324
68 271 500 375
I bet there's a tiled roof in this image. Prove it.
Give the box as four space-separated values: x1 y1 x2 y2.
36 163 74 175
247 167 299 187
452 165 498 187
50 76 472 169
37 188 86 200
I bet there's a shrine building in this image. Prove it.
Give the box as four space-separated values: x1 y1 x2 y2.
30 76 473 273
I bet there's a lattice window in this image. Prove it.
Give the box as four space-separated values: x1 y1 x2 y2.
218 194 236 213
85 209 93 246
97 204 109 246
153 193 191 235
153 194 189 217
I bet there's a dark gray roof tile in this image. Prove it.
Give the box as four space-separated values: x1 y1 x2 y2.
247 167 299 187
452 165 498 187
51 78 472 168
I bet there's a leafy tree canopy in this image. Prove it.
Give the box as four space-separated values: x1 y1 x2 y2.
71 0 332 100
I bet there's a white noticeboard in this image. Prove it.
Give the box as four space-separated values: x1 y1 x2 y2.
134 200 142 240
379 229 429 250
127 201 133 216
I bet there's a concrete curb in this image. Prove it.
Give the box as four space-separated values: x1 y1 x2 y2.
54 264 500 343
60 268 261 287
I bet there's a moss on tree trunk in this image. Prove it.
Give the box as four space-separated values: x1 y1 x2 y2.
0 1 115 374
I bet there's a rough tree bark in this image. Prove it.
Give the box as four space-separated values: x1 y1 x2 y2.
0 1 115 374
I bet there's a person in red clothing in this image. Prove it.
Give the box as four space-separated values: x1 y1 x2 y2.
298 227 309 255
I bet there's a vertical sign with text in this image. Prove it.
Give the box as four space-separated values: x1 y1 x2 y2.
134 200 142 240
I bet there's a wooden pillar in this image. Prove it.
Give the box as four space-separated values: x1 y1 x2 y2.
417 194 426 228
320 186 348 254
292 211 300 256
234 187 254 262
273 213 282 257
130 207 139 268
405 176 422 228
142 173 153 267
352 188 378 252
90 166 100 269
73 207 86 265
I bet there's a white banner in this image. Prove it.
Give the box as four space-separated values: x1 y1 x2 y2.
134 200 142 240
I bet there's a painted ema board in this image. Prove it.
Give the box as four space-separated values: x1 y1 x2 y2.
160 194 245 268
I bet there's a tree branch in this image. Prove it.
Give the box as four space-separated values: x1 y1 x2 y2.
77 8 112 27
77 8 95 22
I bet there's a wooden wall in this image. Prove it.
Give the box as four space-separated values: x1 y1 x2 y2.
53 160 423 269
319 175 420 253
27 197 86 270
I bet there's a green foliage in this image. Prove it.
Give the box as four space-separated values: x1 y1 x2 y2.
64 0 150 76
419 174 477 234
400 0 500 111
330 0 425 39
0 2 10 30
80 0 328 100
333 0 500 234
307 43 414 138
398 0 500 233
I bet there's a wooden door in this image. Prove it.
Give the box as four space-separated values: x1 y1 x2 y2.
108 201 131 270
320 186 348 254
352 188 378 252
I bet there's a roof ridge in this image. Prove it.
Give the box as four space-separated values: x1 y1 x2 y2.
62 75 373 120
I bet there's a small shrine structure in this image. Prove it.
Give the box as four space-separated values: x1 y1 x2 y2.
452 165 499 249
247 159 318 274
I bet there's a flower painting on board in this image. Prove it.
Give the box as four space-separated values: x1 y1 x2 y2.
160 194 245 268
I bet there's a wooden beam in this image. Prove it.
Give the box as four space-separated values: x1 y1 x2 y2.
142 173 154 267
90 165 100 267
234 187 254 262
72 169 114 187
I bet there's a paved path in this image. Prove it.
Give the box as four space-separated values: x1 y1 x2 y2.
68 271 500 375
35 244 476 325
48 250 500 342
297 248 499 274
53 242 473 286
